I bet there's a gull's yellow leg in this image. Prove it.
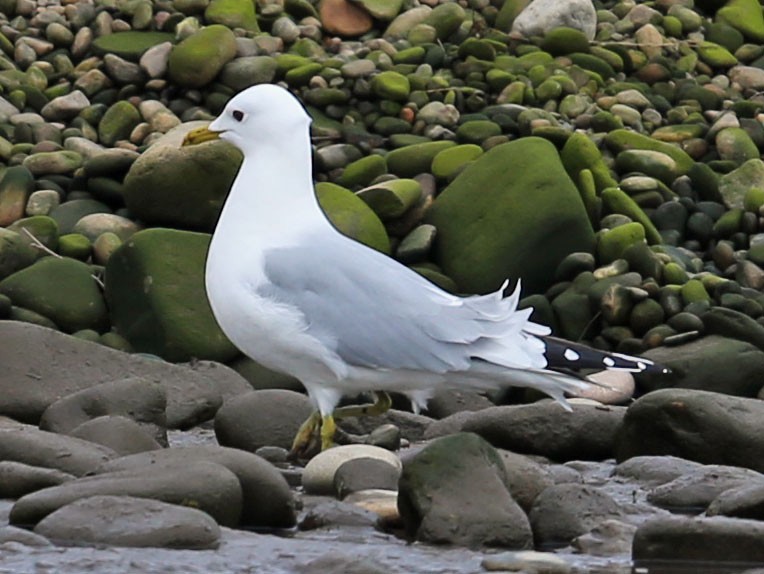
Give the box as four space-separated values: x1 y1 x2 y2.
290 410 321 456
332 391 392 420
320 414 337 451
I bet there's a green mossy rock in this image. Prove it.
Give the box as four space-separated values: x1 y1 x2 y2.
315 182 390 254
168 25 237 89
386 140 457 177
717 0 764 42
696 41 738 68
91 32 174 62
205 0 260 33
456 121 501 145
431 144 483 180
98 101 141 147
597 222 646 264
123 124 243 231
58 233 91 261
49 199 111 235
561 132 618 194
370 71 411 101
352 0 403 20
423 2 466 40
427 137 595 295
8 215 59 254
715 127 760 165
494 0 530 32
0 257 107 332
615 149 678 185
744 187 764 212
718 159 764 210
601 187 662 245
681 279 711 305
338 154 387 188
0 227 37 279
356 178 421 220
540 27 590 56
0 165 33 226
604 129 694 176
104 228 239 362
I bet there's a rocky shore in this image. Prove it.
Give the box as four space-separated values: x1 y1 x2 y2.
2 0 764 572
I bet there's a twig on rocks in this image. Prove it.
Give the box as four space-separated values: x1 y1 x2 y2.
20 227 105 289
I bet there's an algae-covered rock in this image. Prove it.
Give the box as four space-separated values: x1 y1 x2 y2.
718 159 764 210
91 32 175 62
431 144 483 180
356 179 421 220
0 165 34 226
104 228 239 362
205 0 259 32
315 182 390 254
370 71 410 102
122 123 242 231
422 2 466 40
167 25 237 88
427 137 595 295
386 141 457 177
717 0 764 42
352 0 403 21
338 154 387 188
561 132 618 194
0 228 37 279
604 130 694 176
540 27 591 56
601 188 662 245
0 257 107 333
98 101 141 147
8 215 59 254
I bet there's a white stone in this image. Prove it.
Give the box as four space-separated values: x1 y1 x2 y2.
512 0 596 41
302 445 401 495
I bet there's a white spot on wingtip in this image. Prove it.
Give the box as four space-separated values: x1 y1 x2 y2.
603 357 616 367
564 348 580 361
637 361 647 371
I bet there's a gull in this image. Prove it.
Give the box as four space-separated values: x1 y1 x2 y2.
184 84 668 456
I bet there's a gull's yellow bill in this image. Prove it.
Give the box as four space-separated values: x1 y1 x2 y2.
182 126 220 146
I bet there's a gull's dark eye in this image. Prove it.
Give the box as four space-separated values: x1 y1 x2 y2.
232 110 244 122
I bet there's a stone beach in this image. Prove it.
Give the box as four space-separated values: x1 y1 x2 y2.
1 0 764 571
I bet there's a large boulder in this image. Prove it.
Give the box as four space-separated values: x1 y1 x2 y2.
426 138 595 295
616 388 764 473
104 228 239 362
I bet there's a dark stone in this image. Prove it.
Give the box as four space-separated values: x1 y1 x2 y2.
0 461 74 499
69 415 163 455
334 457 400 499
708 483 764 520
497 450 554 512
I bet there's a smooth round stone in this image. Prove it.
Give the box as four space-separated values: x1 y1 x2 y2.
333 457 401 499
483 551 571 574
343 489 400 523
72 213 140 242
25 190 60 216
340 59 376 78
573 369 635 405
303 445 402 495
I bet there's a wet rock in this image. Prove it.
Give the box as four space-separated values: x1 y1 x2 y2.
708 482 764 520
0 461 74 499
214 389 314 452
97 445 296 528
303 444 401 496
482 550 572 573
616 388 764 473
529 483 623 546
572 519 637 557
498 450 554 512
296 553 388 574
633 515 764 565
333 457 400 499
10 461 242 528
39 377 167 446
0 321 249 426
463 402 624 461
648 465 764 512
69 416 163 456
0 422 116 476
398 433 532 548
613 455 704 486
34 495 220 549
298 499 379 530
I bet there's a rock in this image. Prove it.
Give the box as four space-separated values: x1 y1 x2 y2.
333 457 401 499
572 519 637 557
613 455 703 486
0 321 249 426
296 553 388 574
335 407 432 442
647 465 764 512
636 335 764 396
0 257 107 333
70 416 163 456
384 6 431 39
0 165 34 226
352 0 402 21
356 178 421 220
716 127 759 165
370 71 410 102
512 0 596 40
98 101 141 147
205 0 259 33
424 388 493 419
718 158 764 210
72 213 140 242
49 199 111 235
463 402 624 461
22 151 83 176
605 129 693 175
97 445 296 528
422 2 466 40
104 228 239 362
320 0 373 37
34 495 221 549
431 144 483 180
298 499 380 530
717 0 764 42
123 122 242 230
337 154 387 188
219 56 278 91
39 377 167 446
498 450 554 512
632 515 764 565
303 444 401 495
10 461 243 528
168 25 237 88
0 525 51 547
398 433 532 548
214 390 314 452
482 551 571 573
0 422 117 477
91 31 174 61
0 461 74 499
529 483 623 546
708 483 764 519
0 228 37 280
427 138 594 295
616 388 764 473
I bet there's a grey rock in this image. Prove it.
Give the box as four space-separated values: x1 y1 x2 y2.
463 402 624 461
0 525 51 547
498 450 554 513
612 455 704 486
70 415 163 456
96 445 296 528
214 389 314 452
296 553 389 574
103 53 145 84
10 460 242 528
512 0 597 40
338 407 432 443
303 445 401 496
482 551 572 573
72 213 140 242
424 389 493 419
398 433 532 548
572 519 637 557
616 389 764 473
40 91 90 121
0 422 116 477
0 461 75 499
39 377 167 446
298 500 380 531
0 321 250 427
423 410 478 440
334 457 401 499
648 465 764 512
219 56 278 92
633 515 764 565
708 483 764 520
529 483 623 546
34 495 220 549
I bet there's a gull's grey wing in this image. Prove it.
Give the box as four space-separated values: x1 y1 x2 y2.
259 232 545 373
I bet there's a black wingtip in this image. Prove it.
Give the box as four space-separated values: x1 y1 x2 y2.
542 336 671 375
